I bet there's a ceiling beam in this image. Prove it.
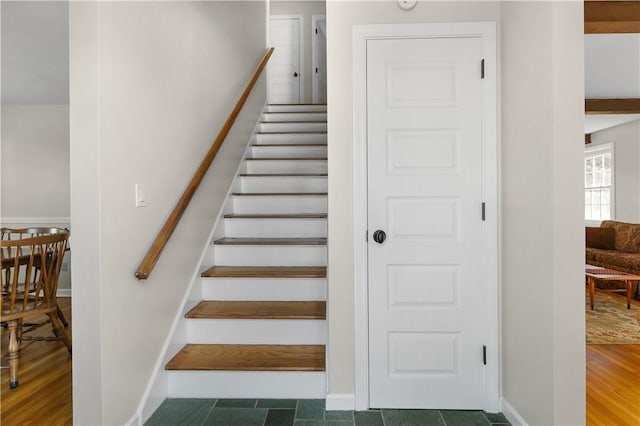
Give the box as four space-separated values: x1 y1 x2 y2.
585 98 640 114
585 1 640 34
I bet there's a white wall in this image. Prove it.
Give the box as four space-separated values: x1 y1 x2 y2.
590 120 640 223
1 105 72 292
1 1 69 105
327 1 584 424
69 2 267 424
1 105 70 219
270 1 326 104
501 2 584 425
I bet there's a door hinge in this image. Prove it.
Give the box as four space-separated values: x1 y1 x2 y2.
315 67 318 73
482 202 486 221
481 59 485 79
315 28 318 34
483 345 487 365
365 230 368 242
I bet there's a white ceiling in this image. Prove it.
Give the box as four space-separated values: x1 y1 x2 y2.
1 1 69 105
584 33 640 134
584 114 640 134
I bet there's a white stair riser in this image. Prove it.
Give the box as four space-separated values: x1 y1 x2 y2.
167 371 326 399
255 133 327 145
239 176 327 193
224 218 327 238
232 196 327 214
259 122 327 133
214 245 327 267
266 104 327 113
201 278 327 301
244 160 327 174
250 145 327 158
187 319 326 344
262 112 327 122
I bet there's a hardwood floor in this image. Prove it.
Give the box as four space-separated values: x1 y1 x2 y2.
587 344 640 426
1 297 72 426
1 297 638 425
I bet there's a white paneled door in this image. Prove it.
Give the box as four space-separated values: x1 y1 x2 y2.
268 16 301 104
367 37 485 409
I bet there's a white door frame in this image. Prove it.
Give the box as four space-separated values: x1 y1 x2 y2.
352 22 500 412
312 14 326 104
268 15 304 103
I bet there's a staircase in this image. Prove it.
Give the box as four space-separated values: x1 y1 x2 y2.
165 104 328 398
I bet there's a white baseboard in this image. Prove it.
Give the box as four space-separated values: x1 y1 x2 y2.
502 398 528 426
326 393 355 411
57 289 72 297
1 217 71 227
125 412 141 426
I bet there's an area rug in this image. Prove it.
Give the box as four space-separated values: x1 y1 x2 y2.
586 290 640 344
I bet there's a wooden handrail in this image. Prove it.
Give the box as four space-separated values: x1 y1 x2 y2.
135 47 274 280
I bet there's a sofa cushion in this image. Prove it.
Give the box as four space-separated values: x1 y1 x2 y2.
586 227 615 250
586 248 640 273
601 220 640 253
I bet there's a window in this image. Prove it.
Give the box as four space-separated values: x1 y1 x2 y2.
585 144 614 221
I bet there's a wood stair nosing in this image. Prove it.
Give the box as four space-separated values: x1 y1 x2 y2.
260 121 327 124
245 157 328 161
252 143 328 147
213 237 327 246
186 300 326 320
232 192 328 196
268 104 327 107
165 344 326 371
201 266 327 278
263 111 326 115
256 131 327 135
239 173 328 177
223 213 327 219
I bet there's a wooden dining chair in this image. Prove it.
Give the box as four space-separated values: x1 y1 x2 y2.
1 228 71 389
2 227 71 327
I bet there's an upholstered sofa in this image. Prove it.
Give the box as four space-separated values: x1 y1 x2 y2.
586 220 640 299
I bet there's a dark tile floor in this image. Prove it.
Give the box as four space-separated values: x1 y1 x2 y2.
145 399 511 426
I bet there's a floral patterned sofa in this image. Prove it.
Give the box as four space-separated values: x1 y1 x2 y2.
586 220 640 299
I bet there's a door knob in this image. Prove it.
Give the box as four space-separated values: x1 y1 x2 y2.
293 72 298 77
373 230 386 244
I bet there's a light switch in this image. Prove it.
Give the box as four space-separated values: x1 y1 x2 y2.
135 184 147 207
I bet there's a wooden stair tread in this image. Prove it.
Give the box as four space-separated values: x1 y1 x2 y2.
201 266 326 278
263 112 326 115
166 344 326 371
245 157 327 161
268 103 327 106
256 131 327 135
186 301 326 319
224 213 327 219
260 121 327 124
232 192 327 196
252 143 327 147
214 237 327 245
239 173 328 177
